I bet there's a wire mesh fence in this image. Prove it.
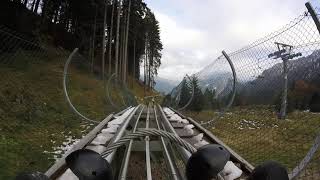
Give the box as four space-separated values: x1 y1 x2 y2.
0 25 137 178
2 1 320 179
168 2 320 179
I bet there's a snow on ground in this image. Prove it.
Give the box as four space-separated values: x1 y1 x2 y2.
43 123 93 161
237 119 279 130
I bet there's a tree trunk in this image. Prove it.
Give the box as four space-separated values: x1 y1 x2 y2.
148 54 151 89
121 9 127 82
123 0 131 83
23 0 28 6
53 10 59 23
108 0 115 75
115 0 121 76
33 0 40 13
133 39 136 83
89 36 93 70
31 0 36 11
119 25 123 80
144 41 147 97
119 17 124 81
101 0 108 80
91 5 98 74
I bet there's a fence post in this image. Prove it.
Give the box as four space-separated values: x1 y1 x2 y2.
222 51 237 110
306 2 320 35
280 59 288 119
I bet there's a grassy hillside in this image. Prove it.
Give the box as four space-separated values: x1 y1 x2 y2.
185 106 320 177
0 50 153 179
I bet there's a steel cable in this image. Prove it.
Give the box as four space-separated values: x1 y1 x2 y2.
101 128 196 158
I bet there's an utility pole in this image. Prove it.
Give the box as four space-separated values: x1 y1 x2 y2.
102 0 108 80
268 42 302 119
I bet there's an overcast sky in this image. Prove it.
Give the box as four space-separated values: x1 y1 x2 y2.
144 0 315 82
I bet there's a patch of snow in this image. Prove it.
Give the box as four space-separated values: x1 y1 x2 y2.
44 135 81 161
192 133 204 142
222 161 242 180
194 140 209 149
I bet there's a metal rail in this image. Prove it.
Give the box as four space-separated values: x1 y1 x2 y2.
154 106 180 180
46 104 256 179
169 107 254 173
119 106 145 179
157 104 192 163
145 106 152 180
105 105 141 162
45 114 114 179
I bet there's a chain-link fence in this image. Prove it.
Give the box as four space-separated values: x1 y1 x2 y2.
0 25 138 179
169 2 320 179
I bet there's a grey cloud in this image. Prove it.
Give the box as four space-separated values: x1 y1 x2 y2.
146 0 308 81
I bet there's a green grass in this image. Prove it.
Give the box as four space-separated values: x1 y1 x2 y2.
0 50 149 179
185 106 320 175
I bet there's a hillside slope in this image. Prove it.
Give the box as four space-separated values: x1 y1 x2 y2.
0 50 150 179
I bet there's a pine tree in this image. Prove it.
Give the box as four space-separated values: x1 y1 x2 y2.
162 94 173 107
188 75 205 112
310 92 320 112
178 77 191 107
203 88 214 109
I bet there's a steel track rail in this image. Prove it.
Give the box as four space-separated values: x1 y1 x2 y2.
45 114 114 179
157 104 192 164
118 106 145 180
169 107 254 174
145 105 152 180
45 106 133 179
154 106 181 180
105 105 141 162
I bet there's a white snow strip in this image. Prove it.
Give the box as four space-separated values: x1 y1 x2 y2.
192 133 204 143
184 124 195 129
221 161 243 180
91 133 114 145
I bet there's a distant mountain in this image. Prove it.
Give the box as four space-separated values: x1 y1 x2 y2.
167 62 235 99
154 77 179 94
197 72 233 97
195 60 234 99
238 49 320 104
191 49 320 104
